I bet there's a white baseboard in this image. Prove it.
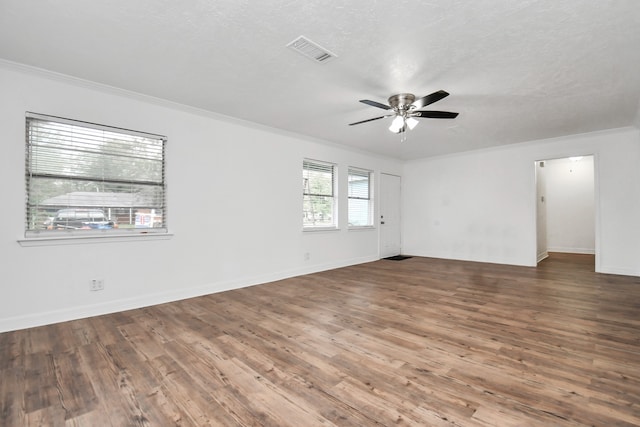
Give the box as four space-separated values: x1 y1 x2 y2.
537 251 549 263
597 265 640 277
547 247 595 255
0 255 378 333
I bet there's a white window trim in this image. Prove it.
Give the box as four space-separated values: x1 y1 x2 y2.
23 112 168 240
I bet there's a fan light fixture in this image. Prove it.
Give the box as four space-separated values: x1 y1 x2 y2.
389 116 406 133
388 115 419 133
387 93 416 134
406 117 419 130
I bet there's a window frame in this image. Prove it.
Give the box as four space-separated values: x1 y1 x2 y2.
302 158 338 231
23 112 168 241
347 167 374 229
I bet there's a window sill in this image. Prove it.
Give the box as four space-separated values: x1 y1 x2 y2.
348 226 376 231
18 232 174 247
302 227 340 233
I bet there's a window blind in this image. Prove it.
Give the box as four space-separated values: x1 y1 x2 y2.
302 159 336 228
348 167 373 227
25 112 167 236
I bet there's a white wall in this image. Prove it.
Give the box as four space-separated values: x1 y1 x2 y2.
402 127 640 276
0 63 402 332
543 156 595 254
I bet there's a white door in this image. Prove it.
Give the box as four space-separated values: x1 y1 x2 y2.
380 173 402 258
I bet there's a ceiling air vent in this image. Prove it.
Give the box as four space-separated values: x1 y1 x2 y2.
287 36 337 63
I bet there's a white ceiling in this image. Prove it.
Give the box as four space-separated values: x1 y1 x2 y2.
1 0 640 160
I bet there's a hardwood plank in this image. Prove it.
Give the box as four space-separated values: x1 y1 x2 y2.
75 341 158 426
51 349 98 420
216 328 381 426
23 352 58 414
0 365 26 426
2 253 640 426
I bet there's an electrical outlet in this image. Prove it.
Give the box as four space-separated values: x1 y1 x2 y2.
304 252 310 261
90 279 105 291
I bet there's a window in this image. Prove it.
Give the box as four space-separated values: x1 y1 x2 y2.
302 159 336 229
348 167 373 227
25 112 167 237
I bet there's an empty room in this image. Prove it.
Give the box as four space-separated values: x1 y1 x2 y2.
1 1 640 426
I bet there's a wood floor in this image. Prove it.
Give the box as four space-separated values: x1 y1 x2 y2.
2 253 640 426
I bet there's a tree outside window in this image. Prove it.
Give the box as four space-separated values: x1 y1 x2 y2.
302 159 336 229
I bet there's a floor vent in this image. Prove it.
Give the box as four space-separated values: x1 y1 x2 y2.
287 36 337 63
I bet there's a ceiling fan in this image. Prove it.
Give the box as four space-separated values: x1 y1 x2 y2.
349 90 458 133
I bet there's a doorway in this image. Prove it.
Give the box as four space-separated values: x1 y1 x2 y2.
379 173 402 258
535 155 596 268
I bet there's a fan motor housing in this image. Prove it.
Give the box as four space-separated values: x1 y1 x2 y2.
388 93 416 110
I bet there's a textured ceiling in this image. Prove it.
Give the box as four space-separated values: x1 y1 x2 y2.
1 0 640 160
